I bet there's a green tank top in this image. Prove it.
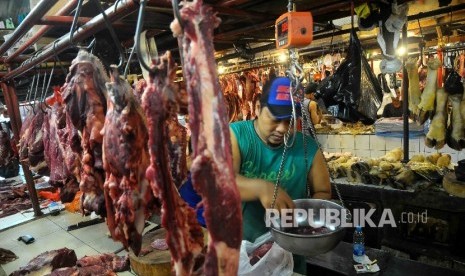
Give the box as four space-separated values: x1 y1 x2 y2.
230 120 319 274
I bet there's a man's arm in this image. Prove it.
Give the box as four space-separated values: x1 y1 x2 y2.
230 127 294 210
307 150 332 199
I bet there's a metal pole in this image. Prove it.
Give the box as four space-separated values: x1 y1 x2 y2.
21 161 43 217
402 24 409 163
0 82 42 217
0 0 59 58
5 0 78 63
2 0 140 81
38 16 91 26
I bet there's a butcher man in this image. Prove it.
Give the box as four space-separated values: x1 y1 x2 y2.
229 76 332 275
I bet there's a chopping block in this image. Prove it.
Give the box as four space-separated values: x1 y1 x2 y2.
129 227 208 275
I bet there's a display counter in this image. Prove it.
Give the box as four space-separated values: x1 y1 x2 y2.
306 241 465 276
330 180 465 271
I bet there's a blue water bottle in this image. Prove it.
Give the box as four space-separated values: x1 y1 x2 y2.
353 226 366 263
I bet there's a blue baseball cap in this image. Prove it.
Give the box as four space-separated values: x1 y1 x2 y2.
260 77 301 119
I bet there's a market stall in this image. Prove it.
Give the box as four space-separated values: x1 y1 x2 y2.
0 0 465 275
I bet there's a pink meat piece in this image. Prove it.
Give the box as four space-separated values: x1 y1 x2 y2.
77 253 129 272
62 50 108 216
171 0 243 274
151 238 169 250
102 66 156 255
142 51 204 275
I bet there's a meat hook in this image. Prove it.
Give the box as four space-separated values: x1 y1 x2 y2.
53 40 68 76
41 62 55 111
25 74 36 113
69 0 85 46
31 71 41 115
417 18 426 68
172 0 184 31
123 46 135 79
92 0 125 68
135 0 158 74
38 71 48 113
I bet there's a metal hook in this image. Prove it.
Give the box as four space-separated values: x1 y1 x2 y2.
135 0 156 74
25 74 36 112
43 61 55 109
69 0 85 46
26 70 39 112
31 71 41 114
53 40 68 76
85 37 96 52
124 46 136 79
172 0 184 31
92 0 125 68
38 72 48 113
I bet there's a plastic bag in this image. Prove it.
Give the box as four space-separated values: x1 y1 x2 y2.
238 232 294 276
316 30 383 125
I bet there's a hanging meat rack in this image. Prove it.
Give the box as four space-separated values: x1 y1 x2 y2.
0 0 147 217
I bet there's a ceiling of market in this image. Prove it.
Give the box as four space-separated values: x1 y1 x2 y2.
1 0 465 103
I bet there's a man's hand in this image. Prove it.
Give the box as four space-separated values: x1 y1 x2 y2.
258 181 295 212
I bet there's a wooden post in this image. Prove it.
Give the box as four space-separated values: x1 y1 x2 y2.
1 81 43 217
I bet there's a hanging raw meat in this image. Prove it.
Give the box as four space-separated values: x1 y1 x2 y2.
445 70 465 150
0 128 17 168
133 78 147 104
405 58 421 117
62 50 108 215
142 52 204 275
425 87 448 149
18 106 49 175
317 30 383 124
172 0 242 274
102 66 156 255
43 100 79 203
416 58 441 124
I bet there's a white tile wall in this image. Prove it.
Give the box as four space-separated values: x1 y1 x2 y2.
354 149 371 158
449 152 458 164
370 136 386 151
371 150 387 158
327 135 341 149
408 138 421 152
385 137 403 150
419 138 427 153
315 134 328 148
440 145 458 155
340 135 355 150
458 151 465 162
354 135 370 150
322 134 465 163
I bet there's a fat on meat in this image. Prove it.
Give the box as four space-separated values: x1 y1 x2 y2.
167 117 188 188
18 106 49 175
171 0 242 274
43 100 79 203
102 66 156 255
142 51 204 275
62 50 108 215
